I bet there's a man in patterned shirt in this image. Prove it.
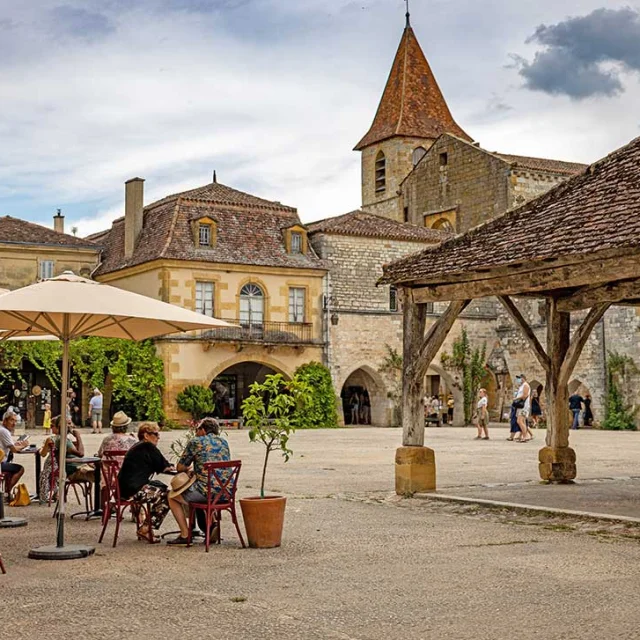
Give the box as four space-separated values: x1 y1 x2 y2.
167 417 230 546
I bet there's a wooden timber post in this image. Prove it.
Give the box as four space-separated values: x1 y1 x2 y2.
499 295 610 482
396 292 469 495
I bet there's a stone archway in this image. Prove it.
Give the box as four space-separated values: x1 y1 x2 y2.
209 359 290 420
425 363 465 426
340 364 391 427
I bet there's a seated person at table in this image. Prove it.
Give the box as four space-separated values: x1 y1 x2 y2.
118 423 175 542
167 417 231 546
97 411 137 463
42 416 94 484
0 412 28 494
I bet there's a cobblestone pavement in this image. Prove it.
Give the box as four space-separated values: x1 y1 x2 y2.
2 426 639 639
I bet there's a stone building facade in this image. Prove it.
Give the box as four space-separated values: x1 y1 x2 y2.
91 178 326 422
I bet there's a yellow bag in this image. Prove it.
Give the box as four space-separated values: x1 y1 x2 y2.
9 483 31 507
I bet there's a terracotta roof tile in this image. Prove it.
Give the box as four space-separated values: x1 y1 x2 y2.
307 210 450 243
0 216 100 250
355 27 472 150
494 153 587 176
381 135 640 285
94 182 325 276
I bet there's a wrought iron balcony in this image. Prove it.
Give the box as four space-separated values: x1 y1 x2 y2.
198 319 318 345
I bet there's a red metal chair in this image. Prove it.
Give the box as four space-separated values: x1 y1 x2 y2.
187 460 246 552
98 459 154 547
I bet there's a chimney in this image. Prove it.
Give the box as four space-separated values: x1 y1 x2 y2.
124 177 144 260
53 209 64 234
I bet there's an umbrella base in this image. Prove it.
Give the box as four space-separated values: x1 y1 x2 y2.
28 544 95 560
0 517 27 528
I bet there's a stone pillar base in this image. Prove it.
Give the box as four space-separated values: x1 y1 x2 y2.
395 446 436 495
538 446 577 482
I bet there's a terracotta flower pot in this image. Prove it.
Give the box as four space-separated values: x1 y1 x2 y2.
240 496 286 548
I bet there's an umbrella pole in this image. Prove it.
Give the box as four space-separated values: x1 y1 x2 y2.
29 318 95 560
55 331 70 547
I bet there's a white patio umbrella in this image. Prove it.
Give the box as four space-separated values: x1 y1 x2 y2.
0 271 229 559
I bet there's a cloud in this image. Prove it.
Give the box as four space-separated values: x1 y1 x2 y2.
516 7 640 99
49 5 115 39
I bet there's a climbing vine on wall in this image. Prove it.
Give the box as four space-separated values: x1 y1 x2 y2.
603 351 637 431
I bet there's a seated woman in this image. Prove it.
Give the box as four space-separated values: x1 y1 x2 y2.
97 411 137 463
118 423 175 542
41 415 94 486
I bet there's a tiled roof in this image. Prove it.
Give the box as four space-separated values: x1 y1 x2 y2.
495 153 587 176
93 182 325 276
355 26 472 150
381 135 640 285
0 216 99 250
307 210 450 243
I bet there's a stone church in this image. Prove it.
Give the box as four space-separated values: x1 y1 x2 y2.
310 15 638 427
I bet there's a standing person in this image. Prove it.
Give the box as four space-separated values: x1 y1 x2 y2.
349 393 359 425
430 396 440 422
569 392 584 430
167 418 231 546
89 388 103 434
447 394 454 424
474 388 490 440
361 390 371 425
583 393 594 427
514 374 532 442
0 413 28 494
43 402 52 436
118 423 175 542
530 390 542 428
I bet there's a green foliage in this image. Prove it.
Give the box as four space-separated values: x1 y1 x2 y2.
241 373 311 498
0 337 166 422
603 351 637 431
441 329 486 424
169 426 197 461
379 345 403 423
176 385 216 420
293 361 338 428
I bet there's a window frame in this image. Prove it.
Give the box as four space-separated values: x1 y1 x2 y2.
288 287 306 323
389 285 398 312
291 232 303 254
375 151 386 193
195 280 215 317
198 223 212 247
39 260 55 281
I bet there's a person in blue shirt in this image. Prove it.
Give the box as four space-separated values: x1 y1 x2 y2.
167 417 231 546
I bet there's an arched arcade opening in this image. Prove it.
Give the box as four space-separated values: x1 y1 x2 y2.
341 366 390 426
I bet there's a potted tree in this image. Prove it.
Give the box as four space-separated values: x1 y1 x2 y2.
240 373 309 548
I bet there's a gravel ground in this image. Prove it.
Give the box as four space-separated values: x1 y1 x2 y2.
2 427 640 639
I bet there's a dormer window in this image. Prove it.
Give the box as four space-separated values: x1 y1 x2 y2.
284 226 308 254
375 151 386 193
291 232 302 254
199 223 212 247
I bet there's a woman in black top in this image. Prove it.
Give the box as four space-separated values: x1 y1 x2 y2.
118 423 174 541
583 393 594 427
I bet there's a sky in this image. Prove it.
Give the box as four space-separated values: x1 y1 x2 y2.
1 0 639 237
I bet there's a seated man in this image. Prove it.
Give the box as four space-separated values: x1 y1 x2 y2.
0 413 28 494
167 417 231 546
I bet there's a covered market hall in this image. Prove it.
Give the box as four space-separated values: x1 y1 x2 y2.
380 135 640 494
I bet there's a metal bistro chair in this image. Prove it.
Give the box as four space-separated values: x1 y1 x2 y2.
187 460 246 552
50 447 93 518
99 459 155 547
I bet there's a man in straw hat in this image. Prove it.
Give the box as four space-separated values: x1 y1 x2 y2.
166 417 231 546
97 411 137 464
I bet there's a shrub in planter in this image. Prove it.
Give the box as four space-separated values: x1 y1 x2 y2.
176 385 216 420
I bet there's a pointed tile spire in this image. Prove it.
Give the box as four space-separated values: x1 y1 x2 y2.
355 24 472 150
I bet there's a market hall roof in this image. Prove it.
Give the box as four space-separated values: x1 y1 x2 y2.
380 135 640 303
91 181 325 276
354 25 472 150
307 210 451 243
0 216 99 250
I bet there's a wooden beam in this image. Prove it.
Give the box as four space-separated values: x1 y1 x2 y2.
410 299 471 383
498 296 550 374
558 303 610 388
410 253 640 303
557 278 640 312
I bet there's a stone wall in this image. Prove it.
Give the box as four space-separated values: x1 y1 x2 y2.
403 135 510 233
508 170 570 209
361 136 436 221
